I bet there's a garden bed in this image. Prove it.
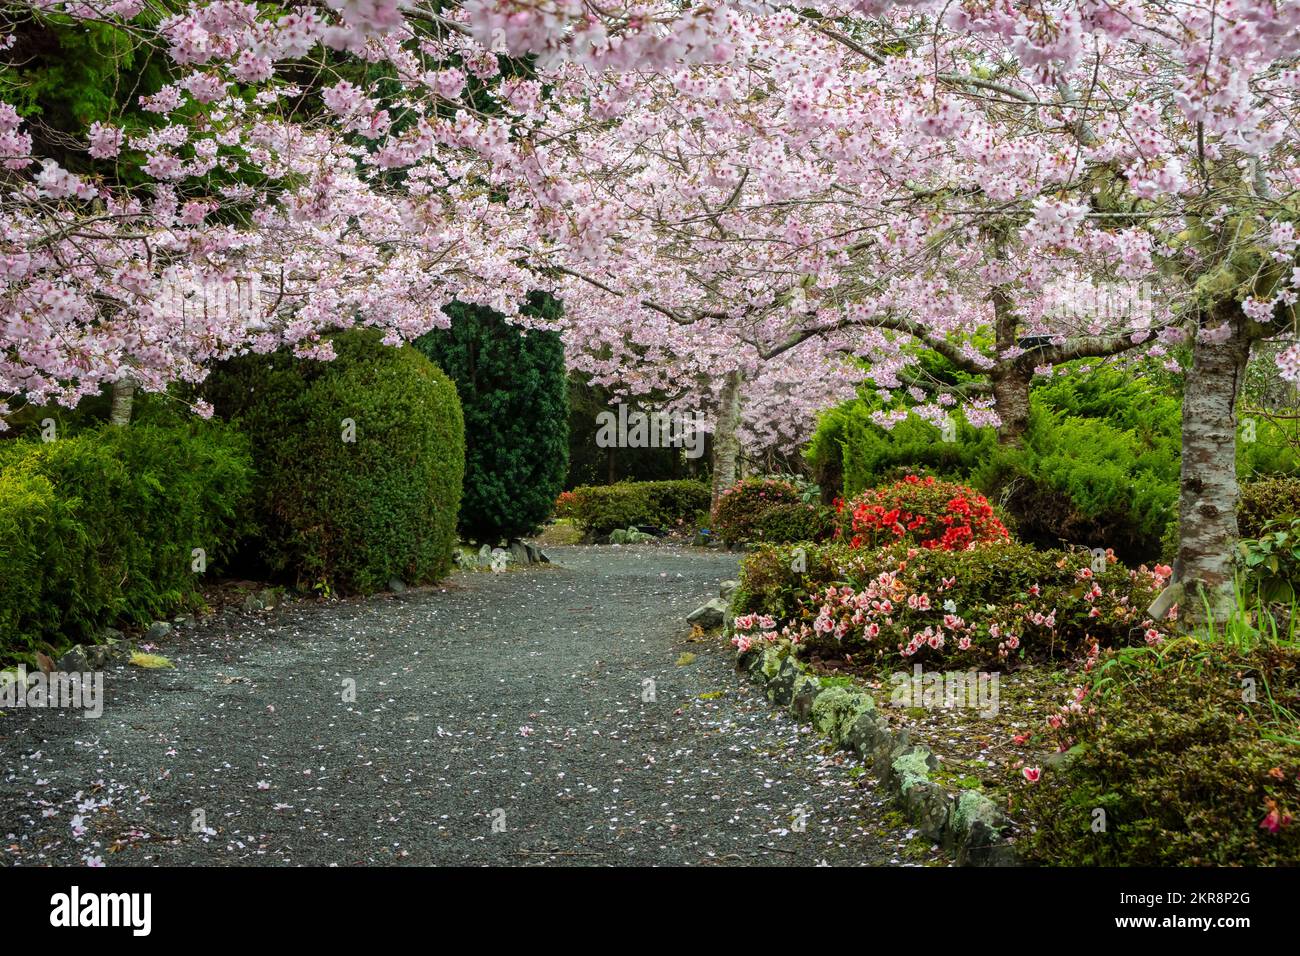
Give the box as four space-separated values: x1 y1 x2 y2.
804 656 1079 802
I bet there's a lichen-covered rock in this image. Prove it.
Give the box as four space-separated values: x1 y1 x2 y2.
842 700 884 756
904 779 952 843
759 647 784 681
889 745 936 792
872 729 914 778
719 579 739 599
790 675 823 722
810 686 865 742
951 790 1015 865
686 597 728 629
766 657 801 706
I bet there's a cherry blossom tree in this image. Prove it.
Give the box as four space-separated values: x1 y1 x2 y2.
4 0 1299 624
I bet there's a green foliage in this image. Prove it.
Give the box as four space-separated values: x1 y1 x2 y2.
1238 517 1300 604
974 403 1179 560
752 502 836 544
0 420 253 662
415 296 568 542
1238 477 1300 539
1 15 169 177
568 480 710 536
643 479 713 526
808 369 1300 563
711 478 803 544
1016 642 1300 866
806 403 992 499
565 375 692 487
733 543 853 622
201 329 465 594
759 471 822 504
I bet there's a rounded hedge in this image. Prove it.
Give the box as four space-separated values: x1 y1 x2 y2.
712 478 803 544
752 501 836 544
568 479 711 536
201 329 465 594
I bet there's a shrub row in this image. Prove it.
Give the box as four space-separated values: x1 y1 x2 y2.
568 479 711 536
732 539 1170 668
0 421 253 663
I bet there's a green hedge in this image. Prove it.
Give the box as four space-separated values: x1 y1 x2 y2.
1015 642 1300 865
569 479 710 536
752 502 836 544
201 329 465 594
0 421 253 662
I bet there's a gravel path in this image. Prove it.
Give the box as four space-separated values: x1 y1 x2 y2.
0 545 935 866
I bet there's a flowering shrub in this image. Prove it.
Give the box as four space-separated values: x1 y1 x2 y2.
729 612 780 653
738 540 1173 667
732 543 854 623
1013 643 1300 866
839 475 1010 552
712 478 802 543
553 490 579 520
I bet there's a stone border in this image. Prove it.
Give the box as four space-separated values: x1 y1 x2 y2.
733 640 1020 866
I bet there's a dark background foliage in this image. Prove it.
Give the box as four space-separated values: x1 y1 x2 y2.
415 294 568 543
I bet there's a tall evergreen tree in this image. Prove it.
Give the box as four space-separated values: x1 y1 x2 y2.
416 294 569 543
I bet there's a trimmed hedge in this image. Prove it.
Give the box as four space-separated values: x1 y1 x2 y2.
569 479 710 536
201 329 465 594
1015 642 1300 866
0 421 253 662
752 501 836 544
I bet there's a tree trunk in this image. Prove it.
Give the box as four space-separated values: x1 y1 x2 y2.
990 285 1030 446
1172 308 1253 626
710 370 742 512
109 377 135 427
992 365 1031 446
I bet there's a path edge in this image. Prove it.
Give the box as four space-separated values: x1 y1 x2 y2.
733 642 1021 866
